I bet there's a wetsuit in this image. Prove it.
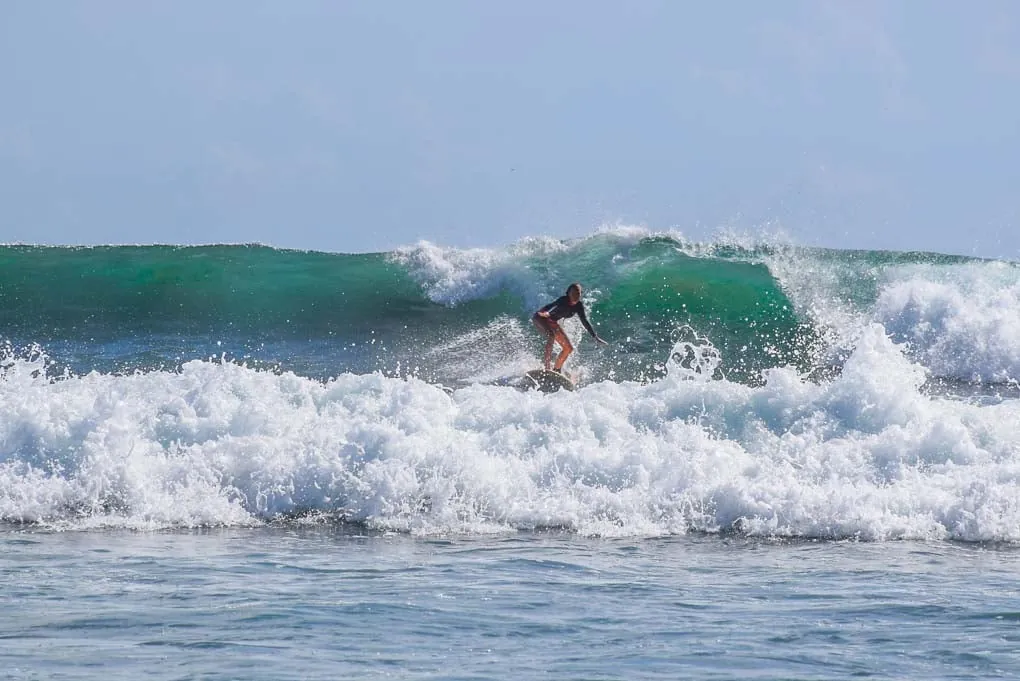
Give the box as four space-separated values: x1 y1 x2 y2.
534 296 598 338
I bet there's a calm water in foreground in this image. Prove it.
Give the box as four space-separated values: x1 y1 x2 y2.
3 529 1019 680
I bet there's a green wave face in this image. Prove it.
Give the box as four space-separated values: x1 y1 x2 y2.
0 236 997 384
511 240 813 383
0 245 418 337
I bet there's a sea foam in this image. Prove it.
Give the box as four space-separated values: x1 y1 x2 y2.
873 261 1020 382
3 326 1019 540
392 237 566 307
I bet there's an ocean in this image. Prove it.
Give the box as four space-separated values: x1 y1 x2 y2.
3 229 1020 679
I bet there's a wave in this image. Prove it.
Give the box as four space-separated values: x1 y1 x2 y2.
3 229 1020 383
0 234 814 384
3 325 1020 540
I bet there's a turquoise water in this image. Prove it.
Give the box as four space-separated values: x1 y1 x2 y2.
4 529 1019 680
5 230 1020 678
1 235 820 383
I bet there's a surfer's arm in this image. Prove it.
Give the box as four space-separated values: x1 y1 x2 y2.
577 307 607 344
537 296 564 318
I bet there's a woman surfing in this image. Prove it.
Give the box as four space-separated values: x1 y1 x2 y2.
532 282 608 373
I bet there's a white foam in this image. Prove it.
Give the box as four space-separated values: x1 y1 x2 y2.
4 326 1020 541
391 227 686 309
873 261 1020 382
391 237 567 307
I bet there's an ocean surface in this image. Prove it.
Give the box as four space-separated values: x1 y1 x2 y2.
3 229 1020 679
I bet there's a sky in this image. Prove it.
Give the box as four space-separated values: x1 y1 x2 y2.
1 1 1018 257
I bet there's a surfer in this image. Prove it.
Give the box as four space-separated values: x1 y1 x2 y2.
532 283 607 372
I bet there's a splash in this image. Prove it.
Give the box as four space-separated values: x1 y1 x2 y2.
665 325 724 381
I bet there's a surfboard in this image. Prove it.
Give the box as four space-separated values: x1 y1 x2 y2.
523 369 575 393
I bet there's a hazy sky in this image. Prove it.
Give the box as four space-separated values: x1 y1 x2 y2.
2 1 1018 256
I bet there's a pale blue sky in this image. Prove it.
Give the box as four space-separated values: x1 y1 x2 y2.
1 1 1018 257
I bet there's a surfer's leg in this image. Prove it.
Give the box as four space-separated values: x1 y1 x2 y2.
543 337 555 371
552 331 573 371
533 314 557 370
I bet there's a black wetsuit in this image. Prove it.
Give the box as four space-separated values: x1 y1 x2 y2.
537 296 598 338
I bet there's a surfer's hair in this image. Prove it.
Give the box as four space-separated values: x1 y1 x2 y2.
566 282 582 297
